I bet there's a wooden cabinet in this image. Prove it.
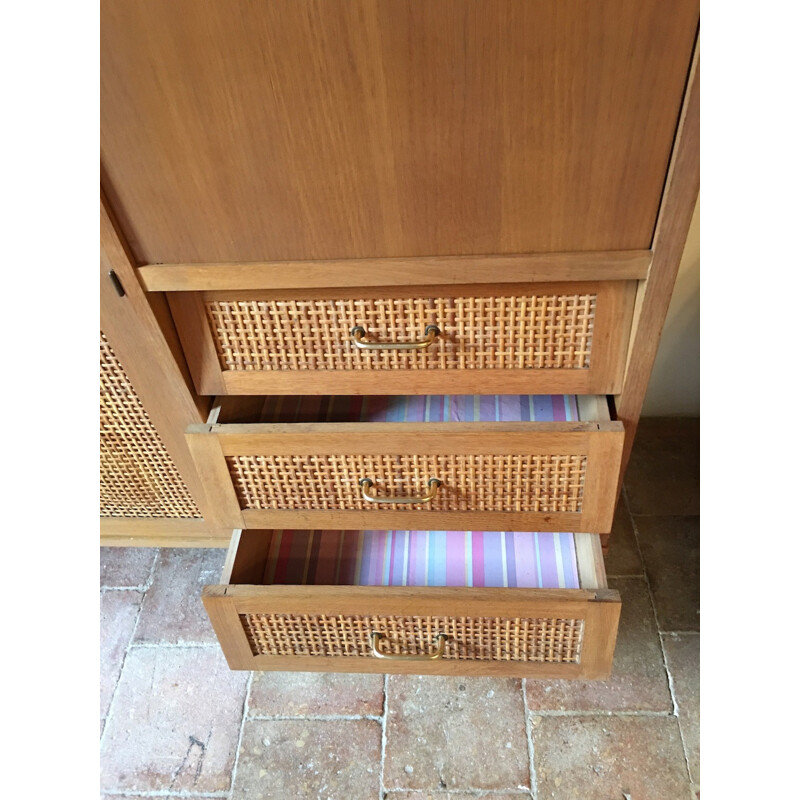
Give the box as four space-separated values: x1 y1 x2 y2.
100 1 699 677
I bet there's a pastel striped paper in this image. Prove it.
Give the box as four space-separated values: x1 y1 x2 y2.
263 530 580 589
258 394 580 424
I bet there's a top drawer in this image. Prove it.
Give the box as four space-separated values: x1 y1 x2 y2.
169 281 636 396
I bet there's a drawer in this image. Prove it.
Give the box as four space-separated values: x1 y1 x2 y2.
186 394 624 533
169 281 636 396
203 529 621 678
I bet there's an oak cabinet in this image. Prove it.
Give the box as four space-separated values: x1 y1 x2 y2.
100 1 699 675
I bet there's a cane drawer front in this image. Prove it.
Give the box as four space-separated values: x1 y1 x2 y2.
186 416 624 533
203 530 621 678
169 281 636 397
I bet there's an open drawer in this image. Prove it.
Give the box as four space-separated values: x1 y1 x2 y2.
204 529 621 678
186 394 624 533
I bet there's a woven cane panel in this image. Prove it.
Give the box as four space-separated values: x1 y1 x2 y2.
240 613 584 663
227 454 587 513
100 333 201 518
206 293 596 372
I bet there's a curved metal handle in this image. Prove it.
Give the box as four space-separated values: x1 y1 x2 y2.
350 324 440 350
359 477 441 504
370 632 447 661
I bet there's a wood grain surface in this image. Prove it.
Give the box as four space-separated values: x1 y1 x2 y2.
138 251 652 291
101 0 699 264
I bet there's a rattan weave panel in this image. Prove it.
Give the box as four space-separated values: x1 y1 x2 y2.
100 333 201 518
240 613 584 663
227 454 586 512
206 293 596 372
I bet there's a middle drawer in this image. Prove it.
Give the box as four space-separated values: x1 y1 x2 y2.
186 394 624 533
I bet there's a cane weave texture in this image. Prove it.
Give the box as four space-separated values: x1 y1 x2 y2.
239 613 584 663
100 333 201 518
206 292 596 372
227 454 587 513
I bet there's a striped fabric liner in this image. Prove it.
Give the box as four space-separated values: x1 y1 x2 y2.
258 394 580 423
263 530 580 589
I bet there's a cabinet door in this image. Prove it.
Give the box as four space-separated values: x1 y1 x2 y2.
100 331 201 520
100 200 227 546
101 0 699 264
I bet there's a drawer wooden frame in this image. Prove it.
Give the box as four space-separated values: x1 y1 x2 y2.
186 400 624 532
169 281 637 397
203 530 621 678
139 251 652 291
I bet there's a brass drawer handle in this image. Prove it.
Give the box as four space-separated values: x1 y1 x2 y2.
359 477 442 504
370 632 447 661
350 324 440 350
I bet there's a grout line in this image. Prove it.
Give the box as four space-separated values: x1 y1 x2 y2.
625 512 700 518
380 673 389 799
228 670 253 798
383 790 532 796
673 713 694 786
660 633 699 786
246 713 384 722
663 646 681 720
521 679 537 800
126 549 160 643
660 630 700 636
100 549 159 747
100 548 160 594
102 584 155 592
623 488 671 690
101 792 228 798
129 641 221 649
605 573 646 579
625 490 694 785
516 709 674 717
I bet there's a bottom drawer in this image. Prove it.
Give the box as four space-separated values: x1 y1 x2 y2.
204 529 620 678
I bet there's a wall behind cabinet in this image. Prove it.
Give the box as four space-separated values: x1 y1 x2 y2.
642 199 700 417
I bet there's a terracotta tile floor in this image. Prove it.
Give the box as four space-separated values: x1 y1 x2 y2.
100 418 699 799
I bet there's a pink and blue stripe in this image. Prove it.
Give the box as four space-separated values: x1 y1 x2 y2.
258 394 581 423
263 530 580 589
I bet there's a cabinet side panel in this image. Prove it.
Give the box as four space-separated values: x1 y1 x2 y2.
616 45 700 479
